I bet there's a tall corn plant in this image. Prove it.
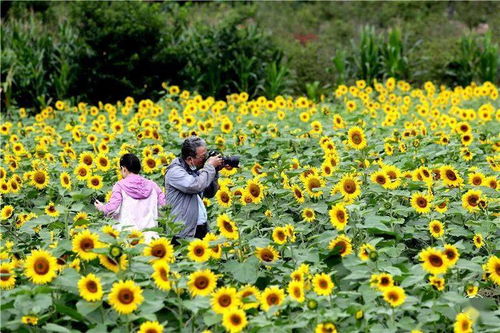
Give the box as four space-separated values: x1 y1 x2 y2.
478 33 499 83
382 28 410 80
354 26 383 84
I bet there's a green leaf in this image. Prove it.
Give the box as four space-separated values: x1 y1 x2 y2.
32 293 52 313
182 297 210 314
55 302 87 323
203 311 221 326
225 257 259 284
42 323 71 333
76 300 102 316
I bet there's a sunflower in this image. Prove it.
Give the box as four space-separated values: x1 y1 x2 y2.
59 172 72 189
151 260 171 291
287 280 305 303
0 262 16 290
272 226 288 245
347 126 367 150
31 169 49 189
419 247 449 275
102 225 120 238
376 273 394 291
465 285 478 298
303 174 325 198
143 238 175 263
336 173 361 202
328 235 352 257
485 255 500 285
0 205 14 220
95 154 111 171
468 172 485 186
203 233 222 259
138 321 164 333
142 156 158 174
99 254 128 273
79 152 94 166
222 308 248 333
217 214 239 240
72 230 102 261
328 203 349 231
238 285 261 310
312 273 334 296
315 322 337 333
383 286 406 307
216 187 232 208
358 243 376 261
370 170 390 189
260 286 285 311
108 280 144 315
187 239 211 262
440 165 463 187
246 179 264 203
410 192 433 214
24 249 58 284
255 246 280 263
429 220 445 238
473 234 483 249
211 287 241 314
87 175 103 190
302 208 316 222
74 164 91 181
435 200 449 213
429 275 445 291
127 230 144 246
291 185 305 203
462 189 482 213
443 244 460 267
187 269 218 296
21 316 39 325
78 273 103 302
44 201 59 217
454 312 473 333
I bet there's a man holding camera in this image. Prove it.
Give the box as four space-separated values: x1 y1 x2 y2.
165 136 223 243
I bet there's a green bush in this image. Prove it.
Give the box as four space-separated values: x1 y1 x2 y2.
1 14 81 110
444 33 499 86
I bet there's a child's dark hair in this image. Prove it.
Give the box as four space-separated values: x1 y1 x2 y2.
120 154 141 174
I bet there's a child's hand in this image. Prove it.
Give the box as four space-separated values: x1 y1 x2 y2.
94 200 103 210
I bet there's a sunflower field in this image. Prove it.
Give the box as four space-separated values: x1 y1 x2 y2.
0 79 499 333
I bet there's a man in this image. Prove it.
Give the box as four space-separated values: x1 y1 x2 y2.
165 136 223 243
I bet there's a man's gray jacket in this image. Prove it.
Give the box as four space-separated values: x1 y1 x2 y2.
164 157 219 238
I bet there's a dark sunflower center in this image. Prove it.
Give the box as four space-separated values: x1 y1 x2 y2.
335 241 347 254
230 314 241 325
195 277 208 289
445 170 457 181
34 173 45 184
277 231 286 241
267 294 279 305
223 221 234 233
249 184 260 197
151 245 166 258
194 246 205 256
0 269 10 281
118 289 134 304
336 211 345 223
80 238 94 251
343 180 356 194
86 280 98 293
294 189 303 198
351 133 362 144
380 277 390 286
308 178 320 190
91 178 99 186
429 254 443 267
34 258 49 275
261 250 274 262
221 192 230 203
219 295 231 307
468 195 479 206
417 197 427 208
376 175 386 184
388 292 398 301
319 279 328 289
159 268 168 281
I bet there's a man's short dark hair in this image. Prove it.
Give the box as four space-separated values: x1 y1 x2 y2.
181 136 206 160
120 153 141 173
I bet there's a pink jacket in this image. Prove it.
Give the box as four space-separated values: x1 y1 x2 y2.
98 174 166 216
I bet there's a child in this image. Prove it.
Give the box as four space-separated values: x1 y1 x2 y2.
94 153 166 242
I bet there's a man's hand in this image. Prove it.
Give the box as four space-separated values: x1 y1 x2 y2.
206 155 223 168
94 200 104 210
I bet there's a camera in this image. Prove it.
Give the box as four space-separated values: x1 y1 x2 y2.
207 150 240 170
90 194 105 204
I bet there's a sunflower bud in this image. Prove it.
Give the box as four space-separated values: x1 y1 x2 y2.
110 245 122 258
369 250 378 261
307 299 318 310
